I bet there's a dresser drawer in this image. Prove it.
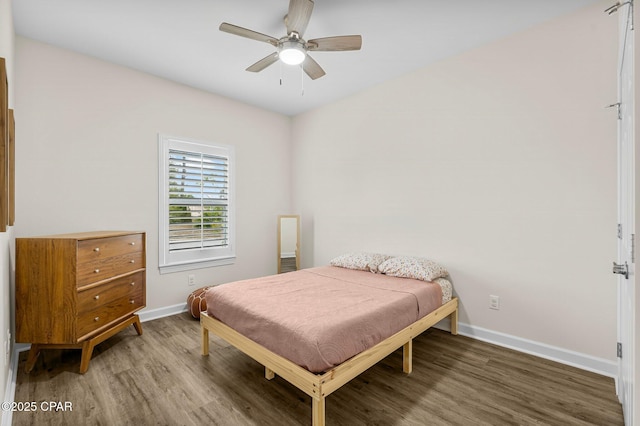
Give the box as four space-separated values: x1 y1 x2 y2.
78 234 143 263
77 293 145 339
77 272 144 314
77 252 144 286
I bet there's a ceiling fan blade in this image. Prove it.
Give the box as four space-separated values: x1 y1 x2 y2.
219 22 278 46
246 52 279 73
307 35 362 51
286 0 314 36
302 55 326 80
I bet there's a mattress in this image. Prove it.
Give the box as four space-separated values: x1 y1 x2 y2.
205 266 447 373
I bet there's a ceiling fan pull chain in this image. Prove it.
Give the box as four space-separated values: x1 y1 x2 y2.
301 64 304 96
280 60 283 86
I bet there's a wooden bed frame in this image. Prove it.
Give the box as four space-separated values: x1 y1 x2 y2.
201 296 458 426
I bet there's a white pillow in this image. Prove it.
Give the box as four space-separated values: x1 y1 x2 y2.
378 256 448 281
329 252 392 273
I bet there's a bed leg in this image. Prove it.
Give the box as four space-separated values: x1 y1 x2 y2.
312 396 325 426
403 339 413 374
450 307 458 335
265 367 275 380
201 325 210 356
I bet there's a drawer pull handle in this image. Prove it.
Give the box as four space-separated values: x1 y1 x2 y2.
130 260 135 264
94 295 100 300
93 247 100 252
130 299 135 304
129 242 136 246
94 317 99 322
130 282 135 286
94 269 100 273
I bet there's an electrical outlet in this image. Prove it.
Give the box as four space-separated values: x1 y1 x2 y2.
489 295 500 310
188 274 196 286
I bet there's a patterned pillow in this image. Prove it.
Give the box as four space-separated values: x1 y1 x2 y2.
378 256 448 282
187 286 212 319
329 252 392 273
433 277 453 304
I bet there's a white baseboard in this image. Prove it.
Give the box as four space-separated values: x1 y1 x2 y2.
435 319 617 378
138 303 188 323
2 344 21 426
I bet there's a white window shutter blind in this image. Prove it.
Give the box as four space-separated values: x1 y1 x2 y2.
168 149 230 252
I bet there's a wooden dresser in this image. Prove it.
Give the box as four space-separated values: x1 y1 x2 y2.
16 231 146 373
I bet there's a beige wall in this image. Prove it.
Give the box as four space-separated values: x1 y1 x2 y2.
0 0 14 409
14 37 292 312
292 3 618 361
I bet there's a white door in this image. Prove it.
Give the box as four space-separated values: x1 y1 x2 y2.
616 3 635 425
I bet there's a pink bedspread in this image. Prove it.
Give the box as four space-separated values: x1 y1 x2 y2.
205 266 443 373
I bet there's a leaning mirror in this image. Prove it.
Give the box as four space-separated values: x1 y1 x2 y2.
278 215 300 273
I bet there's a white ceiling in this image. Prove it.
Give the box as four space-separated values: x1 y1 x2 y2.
13 0 601 116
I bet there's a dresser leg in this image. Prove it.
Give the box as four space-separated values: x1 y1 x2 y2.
78 315 142 373
24 344 41 373
132 315 143 335
79 341 95 374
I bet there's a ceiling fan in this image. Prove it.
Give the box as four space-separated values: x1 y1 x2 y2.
219 0 362 80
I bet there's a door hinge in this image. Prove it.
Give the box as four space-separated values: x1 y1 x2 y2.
618 224 623 239
613 261 629 279
605 1 634 16
606 102 622 120
617 342 623 358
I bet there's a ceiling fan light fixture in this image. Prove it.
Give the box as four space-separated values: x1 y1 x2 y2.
279 40 306 65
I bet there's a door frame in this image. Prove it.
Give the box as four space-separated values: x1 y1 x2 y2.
633 2 640 424
617 2 638 425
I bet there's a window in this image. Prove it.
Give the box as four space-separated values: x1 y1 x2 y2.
158 134 235 273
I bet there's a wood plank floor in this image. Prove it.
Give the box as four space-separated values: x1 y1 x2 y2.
280 257 297 273
12 313 623 425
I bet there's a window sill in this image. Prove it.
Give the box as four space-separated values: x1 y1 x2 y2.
159 256 235 274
